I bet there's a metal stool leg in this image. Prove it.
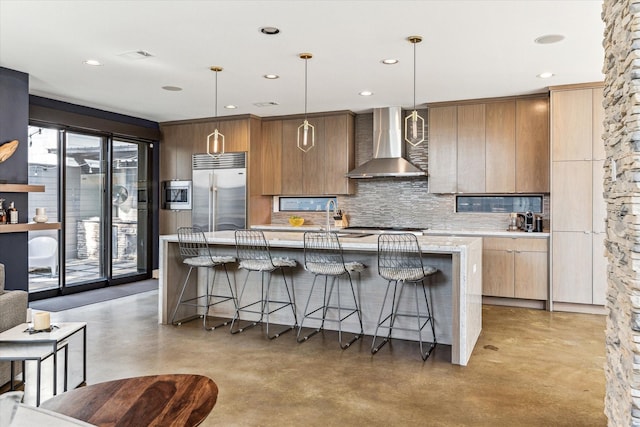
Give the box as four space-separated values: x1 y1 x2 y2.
337 273 363 349
416 280 436 361
170 266 195 325
230 270 260 334
297 275 323 342
371 280 399 354
264 268 296 340
298 271 362 349
203 265 237 331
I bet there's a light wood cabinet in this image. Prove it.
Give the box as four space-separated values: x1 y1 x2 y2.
551 89 593 161
262 111 355 196
515 97 550 192
550 83 606 307
485 101 516 193
427 106 457 193
457 104 485 193
261 120 282 195
551 161 592 231
428 95 549 194
483 237 548 300
323 114 355 195
552 231 593 304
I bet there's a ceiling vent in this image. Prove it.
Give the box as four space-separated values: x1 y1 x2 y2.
118 50 155 60
253 101 279 107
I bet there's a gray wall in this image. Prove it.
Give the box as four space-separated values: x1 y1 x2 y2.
0 67 29 291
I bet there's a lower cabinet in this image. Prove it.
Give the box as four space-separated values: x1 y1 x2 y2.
483 237 548 300
552 231 607 305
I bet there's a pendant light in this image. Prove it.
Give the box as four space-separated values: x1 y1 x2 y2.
405 36 425 147
207 66 225 158
297 53 314 153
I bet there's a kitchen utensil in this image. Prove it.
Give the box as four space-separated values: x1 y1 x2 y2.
508 212 519 231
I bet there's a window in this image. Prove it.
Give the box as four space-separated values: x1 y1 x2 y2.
456 195 543 213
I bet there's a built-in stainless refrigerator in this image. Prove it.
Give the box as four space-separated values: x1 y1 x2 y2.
192 152 246 232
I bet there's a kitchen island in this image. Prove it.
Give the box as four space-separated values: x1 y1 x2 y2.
158 231 483 366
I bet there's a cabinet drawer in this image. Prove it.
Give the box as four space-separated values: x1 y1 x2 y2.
483 237 548 252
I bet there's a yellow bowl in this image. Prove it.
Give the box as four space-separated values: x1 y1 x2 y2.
288 217 304 227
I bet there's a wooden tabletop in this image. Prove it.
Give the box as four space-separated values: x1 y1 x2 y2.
40 374 218 427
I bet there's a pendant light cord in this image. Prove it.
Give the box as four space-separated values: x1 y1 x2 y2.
214 70 218 119
304 57 308 119
412 39 417 111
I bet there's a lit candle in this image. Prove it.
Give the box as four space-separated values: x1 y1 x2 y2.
33 311 50 331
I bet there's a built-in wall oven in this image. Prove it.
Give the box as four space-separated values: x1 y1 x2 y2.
161 180 192 210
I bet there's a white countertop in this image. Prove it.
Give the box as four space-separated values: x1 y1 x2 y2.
160 230 482 254
423 229 550 238
251 224 549 238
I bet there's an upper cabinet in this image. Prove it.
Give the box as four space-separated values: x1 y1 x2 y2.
428 94 550 194
262 111 355 196
159 115 271 233
427 106 458 193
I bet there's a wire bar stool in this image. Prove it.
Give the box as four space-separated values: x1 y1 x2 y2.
371 233 438 361
231 230 298 339
170 226 237 330
297 232 364 349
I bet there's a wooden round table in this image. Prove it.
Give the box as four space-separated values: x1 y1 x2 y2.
40 374 218 426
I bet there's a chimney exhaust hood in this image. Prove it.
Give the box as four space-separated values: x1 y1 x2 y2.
346 107 427 178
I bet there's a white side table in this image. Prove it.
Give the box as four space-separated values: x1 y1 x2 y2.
0 322 87 406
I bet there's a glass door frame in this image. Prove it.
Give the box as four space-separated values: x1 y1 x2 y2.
28 122 153 299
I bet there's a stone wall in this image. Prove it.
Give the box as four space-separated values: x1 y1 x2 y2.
603 0 639 425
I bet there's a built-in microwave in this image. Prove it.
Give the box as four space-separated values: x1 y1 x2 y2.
162 180 192 210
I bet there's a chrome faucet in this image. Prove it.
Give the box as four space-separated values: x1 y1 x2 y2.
326 200 337 231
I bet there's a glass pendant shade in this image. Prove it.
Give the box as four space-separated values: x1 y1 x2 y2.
297 119 315 153
207 66 225 158
297 53 314 153
405 109 425 147
405 36 425 146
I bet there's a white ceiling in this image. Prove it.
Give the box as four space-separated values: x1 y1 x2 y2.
0 0 605 123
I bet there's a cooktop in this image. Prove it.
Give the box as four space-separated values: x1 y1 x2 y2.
341 226 426 235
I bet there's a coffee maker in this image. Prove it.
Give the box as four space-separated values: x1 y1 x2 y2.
517 211 535 232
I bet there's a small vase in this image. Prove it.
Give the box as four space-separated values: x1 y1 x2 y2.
33 215 48 223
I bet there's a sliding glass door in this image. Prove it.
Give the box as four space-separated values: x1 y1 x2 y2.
27 125 151 295
111 139 149 279
27 127 60 292
65 132 107 286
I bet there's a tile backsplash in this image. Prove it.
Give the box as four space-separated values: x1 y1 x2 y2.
272 110 550 231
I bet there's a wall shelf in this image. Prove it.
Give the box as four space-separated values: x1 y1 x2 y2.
0 222 61 233
0 184 45 193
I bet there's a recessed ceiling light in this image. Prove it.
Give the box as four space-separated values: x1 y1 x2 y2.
359 91 373 96
224 105 237 109
260 26 280 35
162 86 182 91
382 59 399 65
263 74 279 79
84 59 102 66
534 34 565 44
537 72 554 79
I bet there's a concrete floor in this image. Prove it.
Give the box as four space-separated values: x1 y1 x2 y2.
43 290 606 426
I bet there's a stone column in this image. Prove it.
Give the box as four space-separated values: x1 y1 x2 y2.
603 1 640 425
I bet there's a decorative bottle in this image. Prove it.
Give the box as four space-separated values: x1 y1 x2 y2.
8 202 18 224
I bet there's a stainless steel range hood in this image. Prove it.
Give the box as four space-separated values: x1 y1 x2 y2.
346 107 427 178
